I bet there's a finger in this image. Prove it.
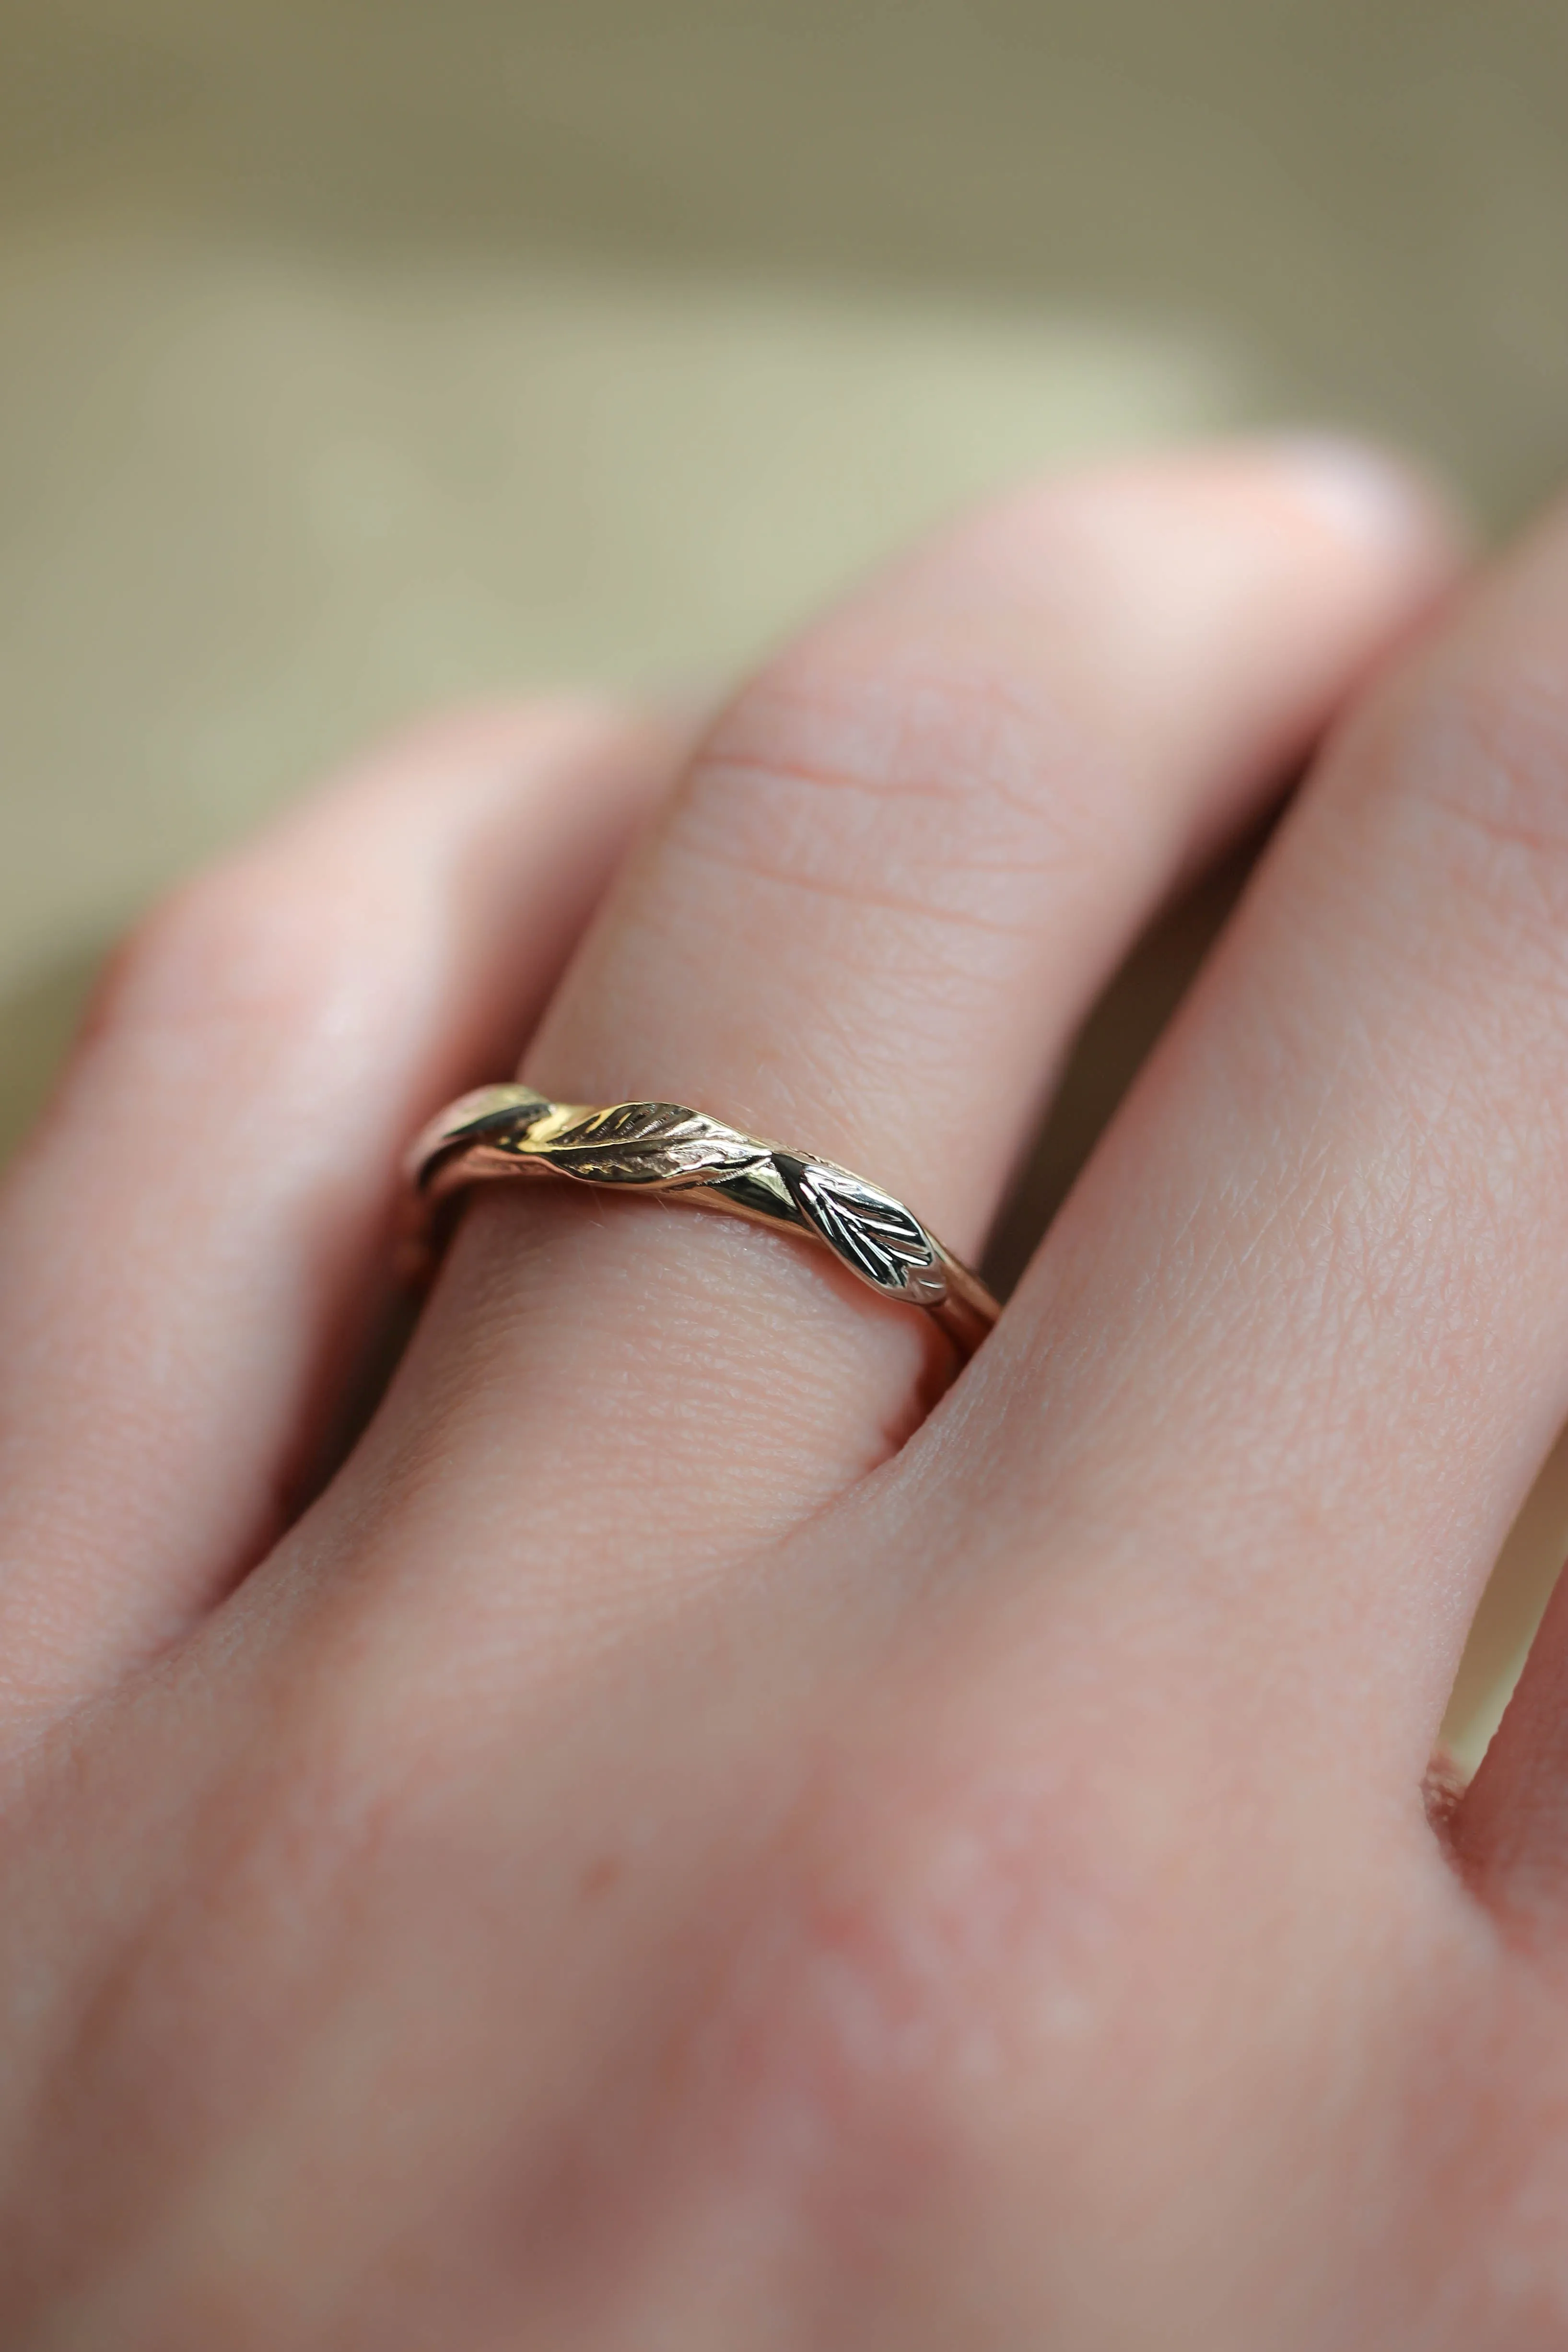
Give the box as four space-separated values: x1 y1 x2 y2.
365 445 1455 1605
0 702 684 1724
970 487 1568 1791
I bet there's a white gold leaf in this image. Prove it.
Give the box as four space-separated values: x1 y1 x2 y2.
780 1156 940 1297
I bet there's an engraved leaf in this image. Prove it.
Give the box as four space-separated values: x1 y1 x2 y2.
538 1101 764 1187
779 1155 941 1298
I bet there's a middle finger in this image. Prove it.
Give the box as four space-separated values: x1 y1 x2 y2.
978 488 1568 1783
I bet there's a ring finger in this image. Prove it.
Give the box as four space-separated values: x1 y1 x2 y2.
346 445 1454 1606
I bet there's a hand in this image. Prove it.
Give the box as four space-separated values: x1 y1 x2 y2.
3 440 1564 2348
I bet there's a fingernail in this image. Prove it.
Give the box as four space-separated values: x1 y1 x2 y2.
1261 432 1468 557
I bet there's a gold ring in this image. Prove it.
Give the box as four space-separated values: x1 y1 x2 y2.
404 1085 999 1362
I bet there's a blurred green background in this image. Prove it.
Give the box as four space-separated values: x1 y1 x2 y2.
3 0 1568 1755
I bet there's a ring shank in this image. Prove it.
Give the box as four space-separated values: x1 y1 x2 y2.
405 1086 1000 1365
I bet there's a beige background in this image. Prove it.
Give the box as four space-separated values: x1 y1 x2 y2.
3 0 1568 1759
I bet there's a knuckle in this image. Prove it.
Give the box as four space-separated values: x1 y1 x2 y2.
703 1713 1159 2234
1376 652 1568 931
84 693 647 1077
87 854 358 1073
679 649 1113 938
191 1610 438 1926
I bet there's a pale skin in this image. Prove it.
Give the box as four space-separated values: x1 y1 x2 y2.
9 440 1568 2344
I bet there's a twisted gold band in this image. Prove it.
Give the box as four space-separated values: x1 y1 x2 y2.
404 1085 999 1362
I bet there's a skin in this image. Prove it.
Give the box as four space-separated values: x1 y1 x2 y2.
5 441 1568 2344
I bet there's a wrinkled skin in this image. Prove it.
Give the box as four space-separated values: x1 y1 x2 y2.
7 444 1568 2347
